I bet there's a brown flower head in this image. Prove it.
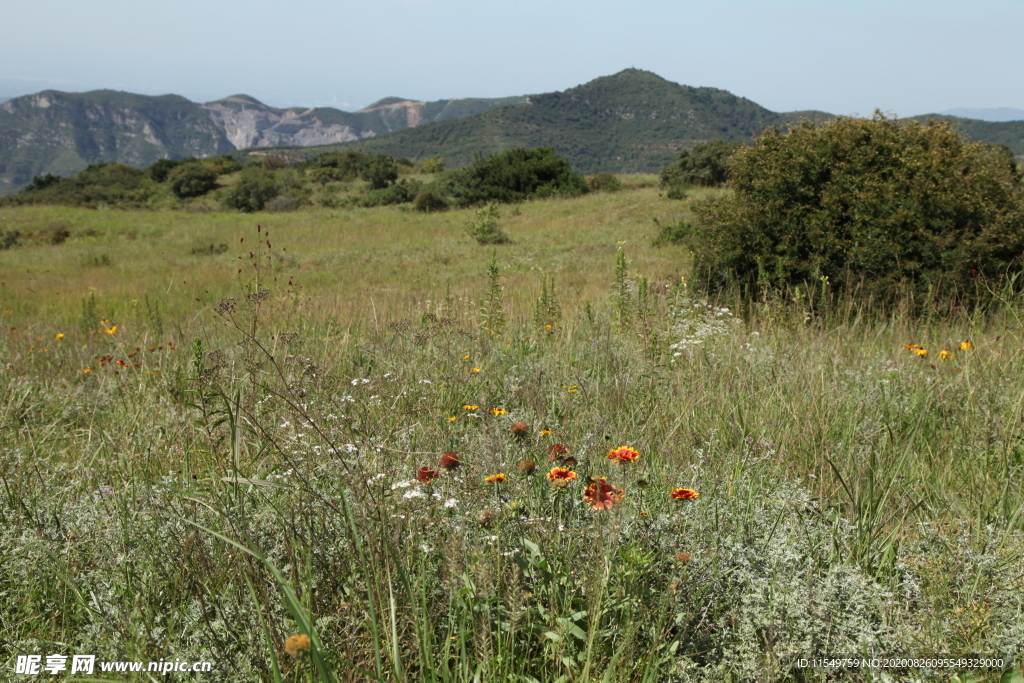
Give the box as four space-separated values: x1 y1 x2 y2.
518 458 536 474
478 508 496 526
439 452 460 469
285 634 311 657
510 421 530 437
583 477 624 510
675 552 692 565
415 466 440 484
562 456 578 467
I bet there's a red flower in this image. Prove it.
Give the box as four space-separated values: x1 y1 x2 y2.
607 446 640 464
670 488 699 500
548 443 569 461
583 477 624 510
439 452 460 469
546 467 577 487
415 467 440 484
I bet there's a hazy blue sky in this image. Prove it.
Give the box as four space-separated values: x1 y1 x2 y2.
1 0 1020 117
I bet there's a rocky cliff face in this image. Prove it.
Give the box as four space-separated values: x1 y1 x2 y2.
200 96 373 149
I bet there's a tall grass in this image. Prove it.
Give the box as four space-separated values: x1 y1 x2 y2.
1 188 1022 681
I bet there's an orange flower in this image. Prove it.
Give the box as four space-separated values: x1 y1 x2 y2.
540 429 553 436
510 421 529 436
903 343 919 351
959 341 972 351
915 348 928 357
583 477 624 510
547 467 577 487
415 466 440 484
439 452 460 469
939 350 955 360
607 446 640 464
485 473 506 484
670 488 699 500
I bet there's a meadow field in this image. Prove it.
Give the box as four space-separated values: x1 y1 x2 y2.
1 184 1022 681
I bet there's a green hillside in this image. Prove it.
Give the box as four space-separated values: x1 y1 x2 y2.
268 69 834 173
0 90 233 193
913 114 1024 157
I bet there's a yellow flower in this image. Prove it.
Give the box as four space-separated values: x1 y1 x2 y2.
463 355 470 360
491 407 507 416
471 368 481 373
915 348 928 357
104 326 118 335
447 416 457 423
959 341 972 351
463 404 479 410
540 429 553 436
55 333 65 339
284 634 311 657
939 350 955 360
904 344 920 351
485 473 506 483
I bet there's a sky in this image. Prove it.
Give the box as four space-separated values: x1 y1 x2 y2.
1 0 1021 118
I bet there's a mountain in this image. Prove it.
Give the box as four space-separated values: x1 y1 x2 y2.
939 107 1024 122
911 114 1024 159
264 69 835 174
0 90 526 193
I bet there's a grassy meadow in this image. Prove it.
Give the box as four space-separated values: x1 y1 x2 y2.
1 183 1023 682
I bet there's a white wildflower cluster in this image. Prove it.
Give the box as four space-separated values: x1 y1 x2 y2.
669 301 744 359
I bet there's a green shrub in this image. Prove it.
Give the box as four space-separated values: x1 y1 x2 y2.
205 155 243 175
420 157 446 174
359 179 424 207
689 114 1024 305
148 158 189 183
223 167 280 212
651 217 694 247
168 163 219 199
660 140 740 190
6 163 157 208
588 172 622 192
466 203 511 244
413 190 449 213
445 147 589 206
360 155 399 190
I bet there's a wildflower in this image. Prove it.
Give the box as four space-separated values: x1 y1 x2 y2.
915 348 928 357
960 341 972 350
463 404 479 410
478 508 496 525
447 416 457 423
675 552 692 565
104 326 118 335
439 452 460 469
903 344 919 351
285 634 311 657
463 355 470 360
562 456 578 467
415 466 440 484
471 368 481 373
491 407 507 416
607 446 640 464
518 458 536 474
485 473 506 484
510 421 529 437
670 488 699 500
547 467 577 487
548 443 569 460
55 333 64 339
82 368 91 373
939 350 955 360
540 429 553 436
583 477 624 510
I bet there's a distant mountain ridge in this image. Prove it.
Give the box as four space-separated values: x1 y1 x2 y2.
0 89 526 193
1 71 1022 193
939 107 1024 122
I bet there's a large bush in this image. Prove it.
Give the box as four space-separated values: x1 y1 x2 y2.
689 114 1024 305
445 147 589 206
167 162 219 199
223 167 280 212
660 140 740 192
360 155 399 190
